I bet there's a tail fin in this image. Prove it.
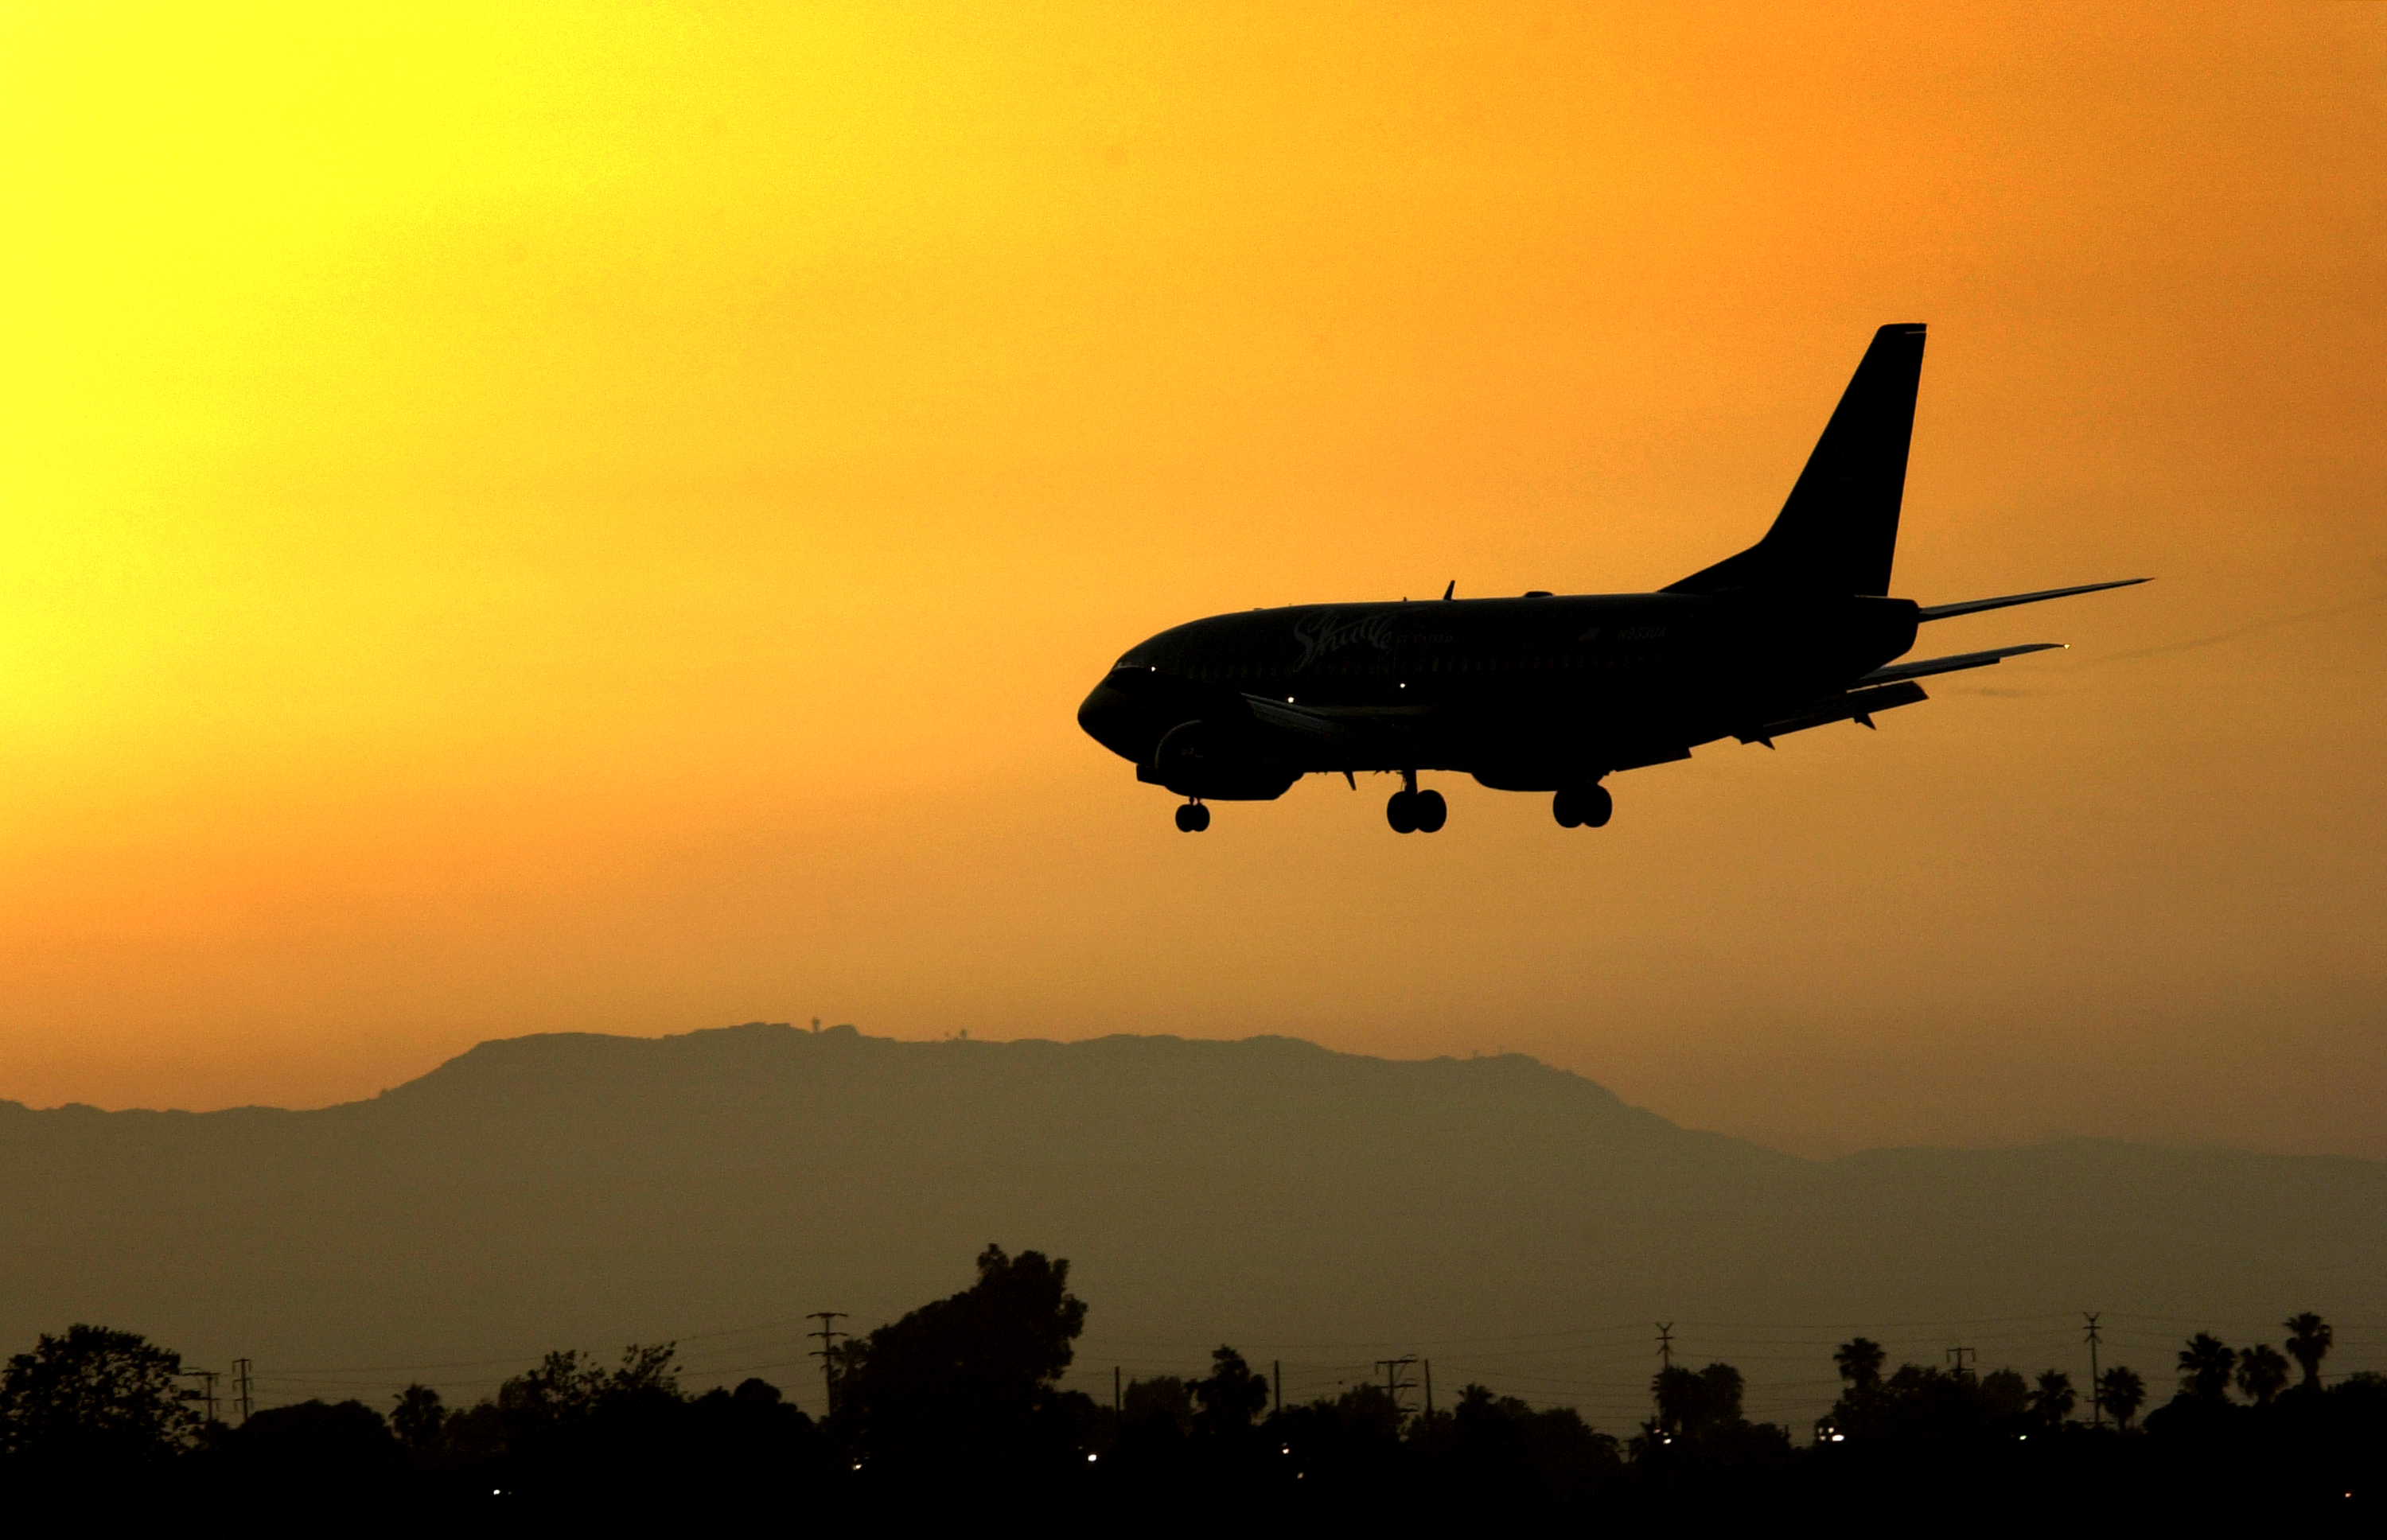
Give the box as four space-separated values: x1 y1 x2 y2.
1665 323 1927 597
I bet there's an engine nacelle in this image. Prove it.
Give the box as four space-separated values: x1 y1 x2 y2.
1139 720 1300 800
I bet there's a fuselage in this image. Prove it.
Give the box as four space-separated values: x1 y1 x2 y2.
1077 590 1919 796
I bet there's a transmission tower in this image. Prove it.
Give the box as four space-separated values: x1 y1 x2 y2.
808 1311 848 1418
179 1369 220 1424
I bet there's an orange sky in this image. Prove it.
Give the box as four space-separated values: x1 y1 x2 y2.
3 2 2382 1157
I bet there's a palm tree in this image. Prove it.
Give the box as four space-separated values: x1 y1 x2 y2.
2235 1344 2291 1406
2284 1312 2332 1390
2029 1368 2076 1425
2176 1333 2235 1400
2096 1365 2147 1429
1832 1337 1886 1394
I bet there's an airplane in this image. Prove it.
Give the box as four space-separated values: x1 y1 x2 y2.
1077 324 2144 834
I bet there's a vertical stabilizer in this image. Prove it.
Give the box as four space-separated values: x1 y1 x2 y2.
1665 323 1926 596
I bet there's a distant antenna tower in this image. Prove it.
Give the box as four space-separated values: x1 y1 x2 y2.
232 1359 254 1425
2083 1312 2104 1427
1656 1322 1675 1370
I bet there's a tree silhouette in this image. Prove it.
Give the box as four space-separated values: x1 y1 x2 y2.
2028 1369 2076 1425
1122 1375 1194 1434
1979 1368 2028 1418
2283 1312 2332 1390
1652 1363 1744 1439
390 1382 446 1456
0 1324 201 1468
498 1343 681 1435
2095 1365 2147 1428
1190 1346 1270 1437
220 1398 398 1491
2176 1334 2235 1400
1833 1338 1886 1393
2233 1344 2290 1406
835 1243 1093 1479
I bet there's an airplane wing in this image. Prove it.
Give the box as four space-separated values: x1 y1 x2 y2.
1915 578 2146 621
1860 642 2062 685
1736 679 1929 745
1242 694 1358 742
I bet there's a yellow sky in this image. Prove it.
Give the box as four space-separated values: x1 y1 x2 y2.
3 2 2382 1157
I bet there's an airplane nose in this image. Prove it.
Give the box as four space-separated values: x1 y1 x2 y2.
1077 677 1143 759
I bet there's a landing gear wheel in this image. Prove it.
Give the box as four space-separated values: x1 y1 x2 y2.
1174 803 1211 833
1386 791 1419 834
1554 784 1613 829
1413 788 1447 833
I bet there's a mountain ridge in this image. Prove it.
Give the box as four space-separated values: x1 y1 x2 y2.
0 1024 2377 1429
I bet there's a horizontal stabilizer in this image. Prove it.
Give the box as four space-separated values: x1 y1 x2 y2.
1860 643 2061 686
1916 578 2147 621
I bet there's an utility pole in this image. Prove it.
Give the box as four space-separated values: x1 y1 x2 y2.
232 1359 254 1425
1945 1346 1976 1380
2084 1312 2104 1428
1272 1360 1281 1415
808 1312 847 1418
1423 1359 1434 1418
1374 1356 1418 1423
1656 1323 1675 1371
1113 1366 1122 1415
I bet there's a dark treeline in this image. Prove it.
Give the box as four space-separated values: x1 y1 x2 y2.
2 1246 2377 1521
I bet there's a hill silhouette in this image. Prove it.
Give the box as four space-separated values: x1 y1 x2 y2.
2 1025 2378 1427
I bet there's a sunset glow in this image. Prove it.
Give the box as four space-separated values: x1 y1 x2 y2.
3 3 2382 1157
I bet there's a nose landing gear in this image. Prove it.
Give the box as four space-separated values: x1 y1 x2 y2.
1174 801 1211 833
1386 772 1447 834
1552 784 1613 829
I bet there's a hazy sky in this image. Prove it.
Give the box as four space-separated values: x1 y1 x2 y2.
3 2 2381 1157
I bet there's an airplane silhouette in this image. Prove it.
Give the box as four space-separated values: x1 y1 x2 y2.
1078 325 2144 833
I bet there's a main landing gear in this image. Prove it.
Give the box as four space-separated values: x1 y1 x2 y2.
1552 784 1613 829
1387 771 1447 834
1174 800 1211 833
